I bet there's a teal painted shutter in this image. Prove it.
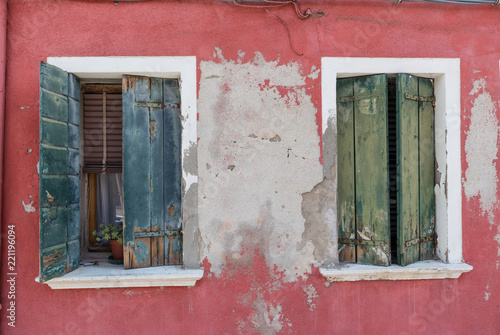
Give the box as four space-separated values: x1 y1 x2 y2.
39 62 80 282
122 76 182 269
337 74 390 266
396 74 435 266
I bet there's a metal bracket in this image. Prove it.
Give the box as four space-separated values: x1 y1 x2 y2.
337 93 384 103
134 101 166 108
135 227 182 238
338 238 386 247
404 92 436 106
402 234 437 253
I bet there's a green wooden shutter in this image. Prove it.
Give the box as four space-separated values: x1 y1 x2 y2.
122 76 182 269
337 74 390 266
337 78 356 262
396 74 435 266
39 62 80 282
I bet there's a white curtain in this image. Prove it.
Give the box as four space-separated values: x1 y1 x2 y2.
96 173 124 227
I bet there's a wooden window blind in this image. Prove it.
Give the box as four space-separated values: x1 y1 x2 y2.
83 85 123 172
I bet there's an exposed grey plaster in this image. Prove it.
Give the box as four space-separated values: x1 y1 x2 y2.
299 177 337 263
183 142 198 177
198 49 322 282
463 78 499 224
182 182 199 268
322 115 336 180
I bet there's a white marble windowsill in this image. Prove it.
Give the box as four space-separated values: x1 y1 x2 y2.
320 260 472 282
36 263 204 289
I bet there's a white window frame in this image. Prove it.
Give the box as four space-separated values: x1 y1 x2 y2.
320 57 472 281
37 56 202 289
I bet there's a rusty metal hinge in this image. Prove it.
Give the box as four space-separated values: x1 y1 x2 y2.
338 238 386 247
337 93 384 103
404 92 436 107
402 234 437 253
135 227 182 238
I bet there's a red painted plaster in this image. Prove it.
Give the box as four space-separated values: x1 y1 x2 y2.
1 0 500 334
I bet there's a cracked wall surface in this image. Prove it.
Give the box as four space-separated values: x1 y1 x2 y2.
198 49 323 282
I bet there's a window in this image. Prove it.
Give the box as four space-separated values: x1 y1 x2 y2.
38 57 202 289
337 73 435 267
320 58 472 281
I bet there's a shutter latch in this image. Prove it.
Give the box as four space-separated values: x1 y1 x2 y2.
135 227 182 238
404 92 436 107
402 233 437 253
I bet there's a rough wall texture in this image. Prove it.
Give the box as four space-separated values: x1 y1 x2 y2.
1 0 499 334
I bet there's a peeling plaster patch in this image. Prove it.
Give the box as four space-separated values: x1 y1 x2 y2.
198 49 321 282
484 284 490 301
469 77 486 96
307 65 320 80
183 141 198 177
463 78 499 225
495 224 500 257
238 292 287 335
303 284 318 310
22 200 36 213
299 177 336 262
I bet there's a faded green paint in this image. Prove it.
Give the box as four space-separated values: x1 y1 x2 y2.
123 76 183 269
162 79 182 263
418 77 436 260
39 62 80 283
396 74 436 265
40 89 68 122
397 74 420 266
337 77 356 262
354 75 389 266
336 75 390 266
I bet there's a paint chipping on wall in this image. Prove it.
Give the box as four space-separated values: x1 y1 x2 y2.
22 200 36 213
238 292 287 335
303 284 319 310
198 49 321 282
463 78 499 225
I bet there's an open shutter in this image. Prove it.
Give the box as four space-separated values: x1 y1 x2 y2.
337 74 390 266
337 78 356 262
396 74 436 266
39 62 80 282
122 76 182 269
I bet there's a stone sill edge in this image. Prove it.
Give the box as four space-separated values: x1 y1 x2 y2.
319 260 473 282
36 265 204 289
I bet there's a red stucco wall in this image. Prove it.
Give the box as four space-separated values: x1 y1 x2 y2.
1 0 499 334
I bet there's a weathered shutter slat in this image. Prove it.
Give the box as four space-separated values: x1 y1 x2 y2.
418 77 436 261
397 74 421 266
163 79 182 265
354 75 390 266
337 78 356 262
123 76 182 269
39 62 80 282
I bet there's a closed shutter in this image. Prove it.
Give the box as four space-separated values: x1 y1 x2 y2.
122 76 182 269
337 74 390 266
396 74 436 266
83 86 122 172
39 62 80 282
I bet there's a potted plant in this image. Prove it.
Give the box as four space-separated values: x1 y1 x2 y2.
93 223 124 260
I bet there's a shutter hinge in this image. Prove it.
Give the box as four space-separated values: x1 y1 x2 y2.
402 234 437 253
135 227 182 238
338 237 386 247
404 92 436 107
337 93 384 103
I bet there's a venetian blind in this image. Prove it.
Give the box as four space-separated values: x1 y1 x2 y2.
83 85 123 172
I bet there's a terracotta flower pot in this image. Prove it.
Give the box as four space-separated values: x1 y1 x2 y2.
109 240 124 260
